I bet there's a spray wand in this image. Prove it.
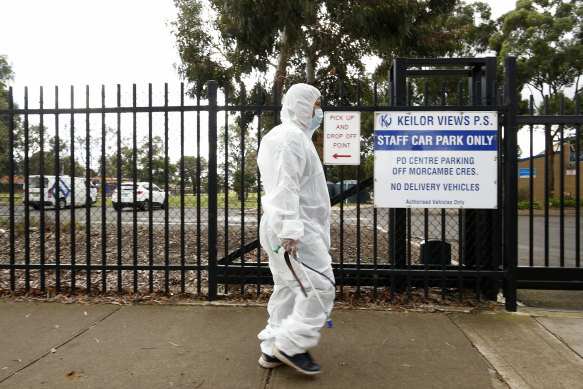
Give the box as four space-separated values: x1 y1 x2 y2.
274 245 333 328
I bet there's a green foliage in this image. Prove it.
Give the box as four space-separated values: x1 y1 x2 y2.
177 155 208 194
490 0 583 198
171 0 489 98
170 1 504 185
490 0 583 99
518 198 583 209
218 123 258 195
518 200 543 209
0 55 23 177
233 168 258 202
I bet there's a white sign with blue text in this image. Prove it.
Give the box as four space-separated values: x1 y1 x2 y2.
374 111 498 209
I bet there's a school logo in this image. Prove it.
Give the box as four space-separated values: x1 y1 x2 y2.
378 114 392 128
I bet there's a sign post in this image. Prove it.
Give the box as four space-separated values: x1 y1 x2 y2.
374 111 498 209
323 111 360 165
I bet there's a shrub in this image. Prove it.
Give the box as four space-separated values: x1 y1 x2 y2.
518 200 543 210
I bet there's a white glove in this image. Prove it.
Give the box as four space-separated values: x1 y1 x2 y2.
281 238 298 257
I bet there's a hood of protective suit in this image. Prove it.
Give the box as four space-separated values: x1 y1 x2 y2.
280 83 321 137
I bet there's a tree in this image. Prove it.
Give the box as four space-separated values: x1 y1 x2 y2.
135 135 177 185
172 0 472 99
489 0 583 196
26 125 82 176
105 145 136 181
218 123 258 201
178 155 208 194
0 55 23 178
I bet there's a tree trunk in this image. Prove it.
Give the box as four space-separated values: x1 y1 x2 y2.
274 28 289 103
306 54 316 84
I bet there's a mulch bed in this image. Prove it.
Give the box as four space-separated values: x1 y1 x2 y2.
0 221 488 309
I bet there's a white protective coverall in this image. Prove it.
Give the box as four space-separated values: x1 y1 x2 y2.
257 83 335 356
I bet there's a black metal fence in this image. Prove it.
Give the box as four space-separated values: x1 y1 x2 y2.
1 57 581 311
515 95 582 290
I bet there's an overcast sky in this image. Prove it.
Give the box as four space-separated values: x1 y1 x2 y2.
2 0 180 89
2 0 515 91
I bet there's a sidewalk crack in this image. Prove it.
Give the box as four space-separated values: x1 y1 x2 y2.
264 368 273 389
0 305 123 385
446 314 510 388
533 316 583 361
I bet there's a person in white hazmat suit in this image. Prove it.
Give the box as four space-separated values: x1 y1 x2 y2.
256 83 335 375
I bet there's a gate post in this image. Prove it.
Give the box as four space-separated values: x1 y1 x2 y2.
207 80 218 300
389 58 408 290
503 58 518 311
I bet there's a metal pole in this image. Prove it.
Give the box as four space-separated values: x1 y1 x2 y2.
503 57 518 312
207 80 218 300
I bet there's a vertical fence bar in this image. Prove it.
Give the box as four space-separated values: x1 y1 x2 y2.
576 94 581 268
372 82 378 299
458 81 464 300
256 84 263 294
240 83 246 294
458 210 464 300
39 86 46 292
423 82 430 298
407 206 412 300
207 80 219 300
339 164 345 296
148 84 154 293
440 81 448 298
85 86 91 292
70 85 76 292
391 58 408 291
116 84 122 292
475 80 483 299
196 83 202 294
223 84 229 293
24 87 30 291
388 76 396 299
8 87 15 291
406 81 413 298
559 95 565 267
503 57 518 312
339 81 345 296
440 83 448 298
544 96 550 267
164 83 170 292
54 86 61 293
492 78 501 302
356 81 362 297
529 96 534 266
180 83 186 293
100 85 107 292
132 84 138 293
112 84 123 293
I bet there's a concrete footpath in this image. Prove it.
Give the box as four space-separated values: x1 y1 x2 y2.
1 301 582 389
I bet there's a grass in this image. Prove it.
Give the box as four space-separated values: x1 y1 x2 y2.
1 193 581 210
90 193 260 209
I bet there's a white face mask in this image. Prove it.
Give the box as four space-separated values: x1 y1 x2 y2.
311 108 323 130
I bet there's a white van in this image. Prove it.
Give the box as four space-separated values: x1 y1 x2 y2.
24 175 98 209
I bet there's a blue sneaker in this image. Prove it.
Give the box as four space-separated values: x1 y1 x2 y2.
258 353 283 368
272 347 321 375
